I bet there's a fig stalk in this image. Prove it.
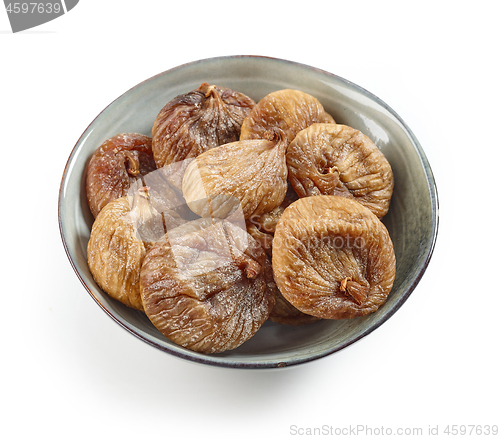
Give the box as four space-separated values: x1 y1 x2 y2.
124 151 140 176
340 277 369 305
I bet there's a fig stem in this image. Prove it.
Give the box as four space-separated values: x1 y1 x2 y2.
340 277 369 305
138 185 150 199
237 256 261 279
124 151 140 176
199 82 217 98
205 85 217 98
319 166 339 177
263 128 282 143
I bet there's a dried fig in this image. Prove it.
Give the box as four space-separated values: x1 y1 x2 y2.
87 192 184 311
269 288 321 326
242 182 298 257
244 234 319 325
152 83 255 170
246 182 299 246
240 89 335 143
140 218 275 353
272 195 396 320
86 133 156 217
127 166 192 221
287 123 394 218
245 183 320 326
182 128 288 220
245 222 274 252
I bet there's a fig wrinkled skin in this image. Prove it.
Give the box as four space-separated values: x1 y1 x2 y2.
240 89 335 144
127 166 192 221
140 218 275 354
245 222 274 252
245 182 299 252
287 123 394 218
182 128 289 220
272 195 396 320
269 288 321 325
244 184 319 325
87 193 185 311
152 83 255 170
86 133 156 218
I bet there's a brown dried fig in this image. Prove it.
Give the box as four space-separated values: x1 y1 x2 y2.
240 89 335 143
272 195 396 320
269 288 321 326
86 133 156 218
152 83 255 170
182 128 288 220
245 182 299 250
287 123 394 218
245 222 274 252
245 183 320 326
87 192 185 311
140 218 275 353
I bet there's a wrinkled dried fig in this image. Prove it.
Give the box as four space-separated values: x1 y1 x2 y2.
246 182 299 250
272 195 396 319
240 89 335 143
140 218 275 353
287 123 394 218
269 288 321 325
152 83 255 170
127 166 192 221
87 192 184 311
245 222 274 252
182 128 288 220
245 183 320 326
86 133 156 217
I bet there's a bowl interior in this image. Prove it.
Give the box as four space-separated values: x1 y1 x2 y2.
59 56 438 368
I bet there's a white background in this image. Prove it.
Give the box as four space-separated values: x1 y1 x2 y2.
1 1 499 438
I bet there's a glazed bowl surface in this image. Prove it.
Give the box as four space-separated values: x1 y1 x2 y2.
59 56 438 369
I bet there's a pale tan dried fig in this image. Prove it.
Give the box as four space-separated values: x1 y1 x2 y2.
272 195 396 319
86 133 156 217
140 218 275 353
152 83 255 169
240 89 335 143
87 192 185 311
127 166 192 221
287 123 394 218
182 128 288 220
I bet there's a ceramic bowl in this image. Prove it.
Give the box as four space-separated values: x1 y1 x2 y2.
59 56 438 369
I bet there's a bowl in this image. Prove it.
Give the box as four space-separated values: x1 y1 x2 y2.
58 55 439 369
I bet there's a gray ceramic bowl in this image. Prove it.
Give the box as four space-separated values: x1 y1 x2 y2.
59 56 438 369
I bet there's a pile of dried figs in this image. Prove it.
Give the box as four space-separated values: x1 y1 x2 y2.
86 82 396 354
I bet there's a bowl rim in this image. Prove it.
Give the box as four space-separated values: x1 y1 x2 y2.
58 55 439 369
